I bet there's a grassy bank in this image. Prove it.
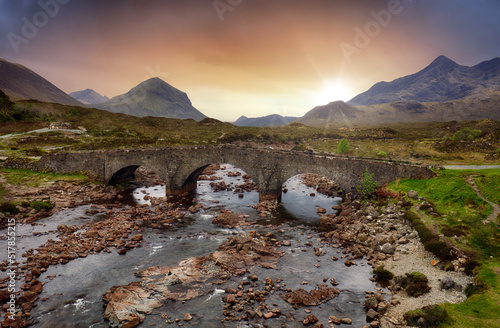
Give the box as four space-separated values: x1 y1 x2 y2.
390 169 500 327
1 168 88 187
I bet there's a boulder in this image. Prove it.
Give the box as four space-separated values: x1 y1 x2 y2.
440 277 456 290
365 297 378 309
408 190 418 199
381 243 395 255
366 308 378 320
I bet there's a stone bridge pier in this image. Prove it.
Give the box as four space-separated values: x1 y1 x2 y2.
37 146 436 201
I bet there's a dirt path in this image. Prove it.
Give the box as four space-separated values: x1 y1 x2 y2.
465 175 500 225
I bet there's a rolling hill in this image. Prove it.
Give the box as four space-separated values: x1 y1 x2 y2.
0 57 82 106
233 114 297 127
70 89 109 105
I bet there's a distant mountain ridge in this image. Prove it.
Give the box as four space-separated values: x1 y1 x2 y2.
294 90 500 127
233 114 297 127
294 101 363 126
95 78 206 121
348 55 500 106
70 89 109 105
0 57 82 106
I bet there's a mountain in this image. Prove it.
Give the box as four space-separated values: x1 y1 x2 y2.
0 58 82 106
348 56 500 106
296 91 500 127
294 101 363 126
233 114 297 127
95 78 206 121
70 89 109 105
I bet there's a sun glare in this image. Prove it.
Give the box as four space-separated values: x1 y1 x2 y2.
315 82 352 105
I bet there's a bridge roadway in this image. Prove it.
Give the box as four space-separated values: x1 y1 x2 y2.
37 145 435 201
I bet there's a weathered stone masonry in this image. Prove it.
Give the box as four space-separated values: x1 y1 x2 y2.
37 146 435 201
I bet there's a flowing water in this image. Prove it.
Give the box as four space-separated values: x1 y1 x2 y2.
2 164 384 327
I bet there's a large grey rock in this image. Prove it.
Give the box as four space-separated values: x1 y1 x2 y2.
365 297 378 309
381 243 395 255
407 190 418 199
440 277 456 290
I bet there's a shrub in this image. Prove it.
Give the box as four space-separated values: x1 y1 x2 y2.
396 271 431 297
464 283 485 297
404 210 454 261
375 186 399 199
356 169 378 198
0 202 18 214
29 200 53 211
423 239 451 260
441 224 470 237
404 305 451 327
337 138 349 154
451 127 482 141
373 265 394 281
406 282 431 297
463 258 481 276
292 143 307 151
376 151 388 158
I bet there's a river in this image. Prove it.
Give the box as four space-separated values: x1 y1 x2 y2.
3 164 384 327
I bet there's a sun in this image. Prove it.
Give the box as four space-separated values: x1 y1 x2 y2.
315 81 353 105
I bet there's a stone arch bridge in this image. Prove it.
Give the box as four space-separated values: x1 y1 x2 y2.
37 146 435 201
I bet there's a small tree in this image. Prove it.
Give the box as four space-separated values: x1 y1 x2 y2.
0 89 15 121
356 169 377 198
337 138 349 154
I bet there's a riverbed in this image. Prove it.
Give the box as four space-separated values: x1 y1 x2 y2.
2 165 386 328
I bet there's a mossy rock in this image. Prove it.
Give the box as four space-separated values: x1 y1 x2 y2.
396 272 431 298
404 305 451 327
373 265 394 281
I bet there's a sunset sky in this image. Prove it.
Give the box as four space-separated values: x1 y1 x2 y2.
1 0 499 121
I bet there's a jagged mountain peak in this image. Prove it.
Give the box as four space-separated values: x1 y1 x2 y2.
427 55 459 69
95 78 206 121
347 56 500 106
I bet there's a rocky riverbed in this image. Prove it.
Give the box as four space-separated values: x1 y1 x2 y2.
0 165 473 328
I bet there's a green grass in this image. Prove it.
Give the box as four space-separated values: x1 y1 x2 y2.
392 169 500 257
391 169 500 327
474 169 500 205
1 168 88 187
443 261 500 328
393 170 492 221
0 181 7 203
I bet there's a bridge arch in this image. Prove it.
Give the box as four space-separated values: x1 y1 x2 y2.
107 165 141 185
282 173 343 198
176 160 261 196
107 164 164 186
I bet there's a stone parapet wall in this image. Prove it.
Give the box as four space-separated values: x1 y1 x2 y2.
37 146 435 200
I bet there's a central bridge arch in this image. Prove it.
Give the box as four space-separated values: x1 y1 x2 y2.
37 146 436 201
